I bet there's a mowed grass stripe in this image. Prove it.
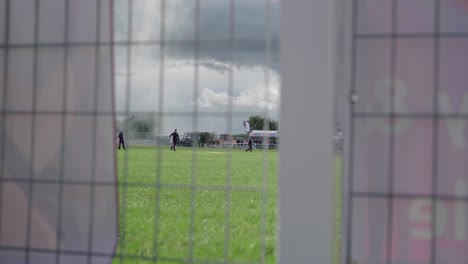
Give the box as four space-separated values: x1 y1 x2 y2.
114 146 278 264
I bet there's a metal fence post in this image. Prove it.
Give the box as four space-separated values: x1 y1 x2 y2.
279 0 336 263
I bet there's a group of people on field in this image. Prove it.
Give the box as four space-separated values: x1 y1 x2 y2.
117 129 254 152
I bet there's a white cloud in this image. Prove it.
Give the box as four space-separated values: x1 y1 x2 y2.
198 78 280 112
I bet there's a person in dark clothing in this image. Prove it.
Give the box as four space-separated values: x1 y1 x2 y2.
118 131 125 150
245 137 253 152
169 129 180 151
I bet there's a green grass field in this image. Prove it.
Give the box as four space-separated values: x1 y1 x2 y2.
113 146 278 264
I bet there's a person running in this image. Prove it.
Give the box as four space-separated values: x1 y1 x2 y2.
245 137 253 152
118 131 125 150
169 129 180 151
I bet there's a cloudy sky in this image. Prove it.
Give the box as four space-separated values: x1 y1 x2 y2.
114 0 280 134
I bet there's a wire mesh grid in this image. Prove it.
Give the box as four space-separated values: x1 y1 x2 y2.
0 0 118 263
345 0 468 263
0 0 277 263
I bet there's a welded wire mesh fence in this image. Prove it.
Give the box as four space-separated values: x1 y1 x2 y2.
0 0 278 263
344 0 468 263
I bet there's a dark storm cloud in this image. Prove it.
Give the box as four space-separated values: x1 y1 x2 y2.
166 39 280 72
114 0 280 73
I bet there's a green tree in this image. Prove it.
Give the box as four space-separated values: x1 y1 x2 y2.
269 119 278 130
118 112 156 134
247 115 279 131
248 115 264 131
198 132 213 147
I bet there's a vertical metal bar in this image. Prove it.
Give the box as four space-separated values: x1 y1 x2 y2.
344 0 358 262
333 0 349 262
260 0 272 263
0 0 10 253
223 0 235 262
55 0 70 263
430 0 441 263
119 0 133 262
153 0 167 261
279 0 336 262
87 0 101 263
25 0 40 263
386 0 398 262
188 0 201 262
